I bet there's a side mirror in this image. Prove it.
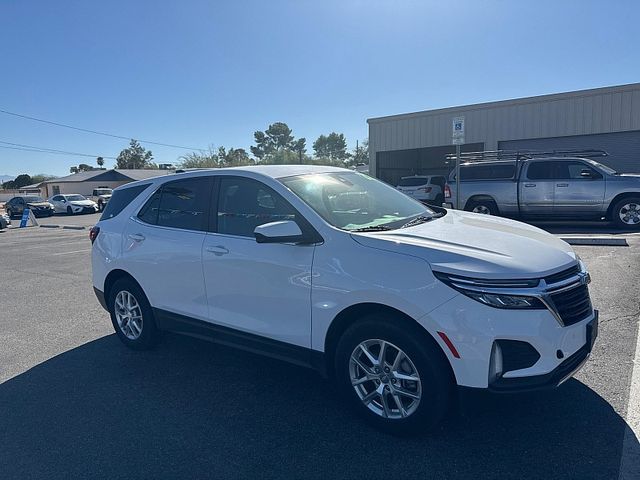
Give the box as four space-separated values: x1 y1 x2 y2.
580 169 592 178
254 220 304 244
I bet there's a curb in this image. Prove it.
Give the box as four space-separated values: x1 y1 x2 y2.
38 224 87 230
561 237 628 246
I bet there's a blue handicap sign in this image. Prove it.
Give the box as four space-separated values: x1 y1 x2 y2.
20 208 30 228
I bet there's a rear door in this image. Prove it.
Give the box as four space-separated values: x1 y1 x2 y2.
552 161 605 216
121 176 213 320
519 161 558 216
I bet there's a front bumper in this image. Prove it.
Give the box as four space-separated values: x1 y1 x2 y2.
489 312 597 392
423 293 598 389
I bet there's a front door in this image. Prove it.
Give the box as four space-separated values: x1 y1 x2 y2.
202 176 314 348
552 161 606 216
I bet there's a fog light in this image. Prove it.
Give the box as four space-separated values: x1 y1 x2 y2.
489 342 504 383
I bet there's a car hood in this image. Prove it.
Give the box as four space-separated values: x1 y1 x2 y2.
69 200 95 206
350 210 577 279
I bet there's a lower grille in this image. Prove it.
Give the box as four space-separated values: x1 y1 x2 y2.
550 285 592 326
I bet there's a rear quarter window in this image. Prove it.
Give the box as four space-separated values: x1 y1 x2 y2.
100 183 151 220
458 164 516 181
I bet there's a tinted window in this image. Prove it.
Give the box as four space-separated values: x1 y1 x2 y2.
101 183 151 220
430 176 446 188
137 189 161 225
156 178 211 231
217 177 296 237
527 162 558 180
398 177 429 187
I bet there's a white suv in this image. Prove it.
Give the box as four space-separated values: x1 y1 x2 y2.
396 175 445 205
91 165 598 434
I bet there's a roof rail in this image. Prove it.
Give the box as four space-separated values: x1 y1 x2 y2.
445 149 608 163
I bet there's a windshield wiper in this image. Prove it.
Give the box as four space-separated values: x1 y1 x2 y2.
400 214 442 229
349 225 393 232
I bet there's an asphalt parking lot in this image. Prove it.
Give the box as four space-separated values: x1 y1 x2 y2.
0 226 639 479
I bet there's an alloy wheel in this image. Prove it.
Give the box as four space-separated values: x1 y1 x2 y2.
114 290 144 340
619 202 640 225
472 205 491 215
349 339 422 419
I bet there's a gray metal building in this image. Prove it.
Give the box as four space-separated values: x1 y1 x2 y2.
367 83 640 186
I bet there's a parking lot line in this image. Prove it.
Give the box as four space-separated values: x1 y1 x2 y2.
619 318 640 479
52 249 92 256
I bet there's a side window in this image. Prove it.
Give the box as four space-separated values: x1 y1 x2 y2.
137 189 162 225
154 178 211 231
101 183 151 221
217 177 296 237
565 162 602 180
527 162 557 180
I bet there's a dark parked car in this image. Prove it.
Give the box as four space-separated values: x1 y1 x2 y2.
5 196 55 218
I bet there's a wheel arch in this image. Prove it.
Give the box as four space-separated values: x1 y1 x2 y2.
323 302 456 383
606 192 640 220
463 195 499 212
103 269 145 303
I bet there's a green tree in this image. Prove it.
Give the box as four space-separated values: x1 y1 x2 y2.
179 148 220 168
96 156 105 168
251 122 298 163
291 138 306 164
30 174 57 183
116 139 155 169
313 132 349 164
218 147 253 167
5 174 33 188
346 138 369 167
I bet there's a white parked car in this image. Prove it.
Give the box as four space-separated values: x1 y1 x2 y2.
396 175 446 205
91 166 597 434
49 194 99 215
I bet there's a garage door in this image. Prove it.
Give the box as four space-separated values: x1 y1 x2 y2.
498 131 640 173
376 142 484 186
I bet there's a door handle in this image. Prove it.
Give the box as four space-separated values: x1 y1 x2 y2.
206 245 229 256
556 183 569 187
524 183 536 187
128 233 145 242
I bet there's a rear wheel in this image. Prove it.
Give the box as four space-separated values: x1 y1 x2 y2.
612 197 640 229
6 208 13 219
107 278 161 350
466 199 499 215
335 315 453 435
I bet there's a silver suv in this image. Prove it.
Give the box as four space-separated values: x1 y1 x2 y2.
446 151 640 229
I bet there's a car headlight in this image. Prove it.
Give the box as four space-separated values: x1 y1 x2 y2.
433 271 545 310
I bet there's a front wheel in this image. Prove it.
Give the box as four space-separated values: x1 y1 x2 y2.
107 278 161 350
612 197 640 229
335 316 453 435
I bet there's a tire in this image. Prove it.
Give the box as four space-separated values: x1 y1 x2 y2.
433 194 444 207
612 197 640 229
466 199 499 216
98 201 103 212
334 314 453 435
107 277 161 350
6 208 13 219
67 206 73 215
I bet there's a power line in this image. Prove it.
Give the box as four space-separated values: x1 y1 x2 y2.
0 140 117 159
0 108 204 150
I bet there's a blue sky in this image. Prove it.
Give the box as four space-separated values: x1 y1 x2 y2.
1 0 639 177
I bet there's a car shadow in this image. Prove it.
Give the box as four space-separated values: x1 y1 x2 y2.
1 333 637 479
531 220 638 236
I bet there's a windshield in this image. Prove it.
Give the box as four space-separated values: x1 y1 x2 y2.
24 196 45 203
281 172 434 231
398 177 429 187
66 195 87 201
